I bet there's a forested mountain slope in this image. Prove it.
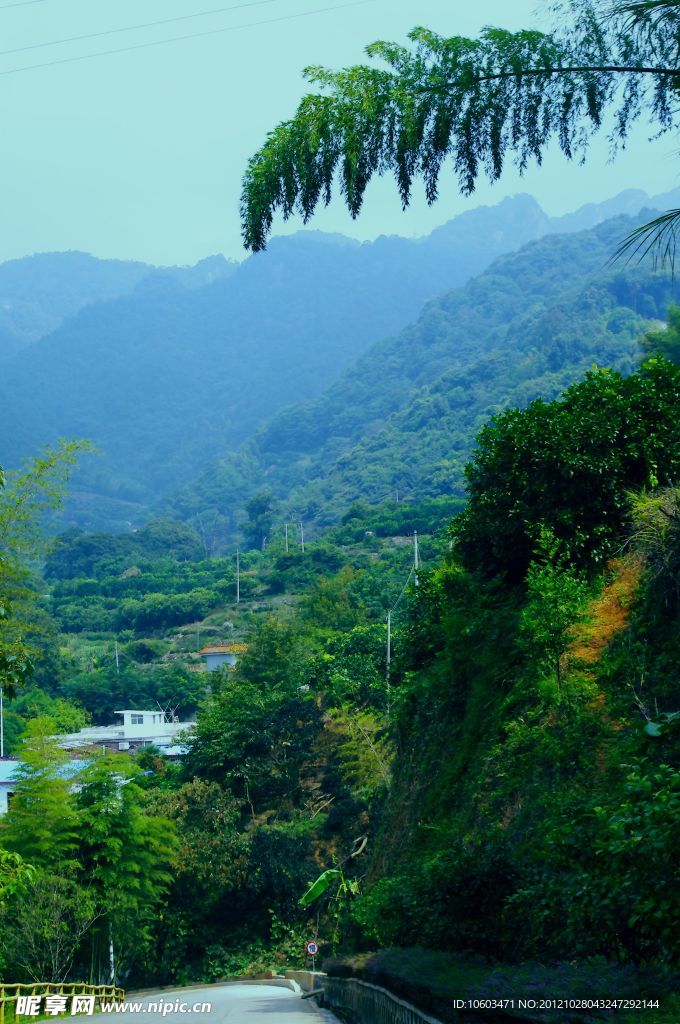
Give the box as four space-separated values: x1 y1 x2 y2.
0 251 152 358
0 251 239 362
169 211 677 537
0 194 549 528
1 189 676 532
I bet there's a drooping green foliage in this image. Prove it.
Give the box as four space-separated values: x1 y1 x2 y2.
299 868 342 908
627 487 680 610
241 1 679 251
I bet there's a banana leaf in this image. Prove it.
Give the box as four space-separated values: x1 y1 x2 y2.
299 868 342 907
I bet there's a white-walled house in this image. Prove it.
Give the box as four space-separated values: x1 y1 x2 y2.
57 709 194 755
0 760 19 815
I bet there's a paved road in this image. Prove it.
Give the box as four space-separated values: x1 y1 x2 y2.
71 984 339 1024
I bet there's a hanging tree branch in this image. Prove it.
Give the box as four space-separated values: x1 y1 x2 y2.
241 0 680 260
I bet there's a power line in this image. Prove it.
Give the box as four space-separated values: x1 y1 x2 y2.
0 0 47 9
388 564 414 618
0 0 278 58
384 534 420 708
0 0 378 77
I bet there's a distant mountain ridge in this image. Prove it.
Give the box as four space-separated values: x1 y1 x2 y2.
0 250 237 360
0 187 672 359
0 187 677 531
166 208 677 542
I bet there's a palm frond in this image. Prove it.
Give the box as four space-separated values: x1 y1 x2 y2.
612 0 680 30
612 208 680 273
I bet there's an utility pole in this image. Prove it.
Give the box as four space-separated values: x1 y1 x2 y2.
109 921 116 984
236 548 240 604
114 639 120 674
0 686 4 758
285 522 289 553
299 521 305 554
386 611 391 682
414 530 420 586
385 612 392 717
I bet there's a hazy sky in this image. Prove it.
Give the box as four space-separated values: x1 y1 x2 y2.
0 0 676 265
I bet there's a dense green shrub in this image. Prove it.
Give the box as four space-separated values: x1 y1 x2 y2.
455 360 680 581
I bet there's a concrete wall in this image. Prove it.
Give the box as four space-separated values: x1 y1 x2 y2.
283 971 324 994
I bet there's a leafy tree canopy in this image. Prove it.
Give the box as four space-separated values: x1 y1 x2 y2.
454 358 680 581
641 302 680 362
241 1 679 253
241 491 277 551
0 440 91 571
0 718 80 873
1 440 88 697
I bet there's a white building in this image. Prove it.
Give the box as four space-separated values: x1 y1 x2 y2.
57 709 194 756
0 760 19 815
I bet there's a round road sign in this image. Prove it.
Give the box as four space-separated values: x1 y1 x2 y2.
305 941 319 956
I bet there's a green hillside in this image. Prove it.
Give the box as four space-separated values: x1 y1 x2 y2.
2 191 676 535
0 194 557 531
169 212 676 538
